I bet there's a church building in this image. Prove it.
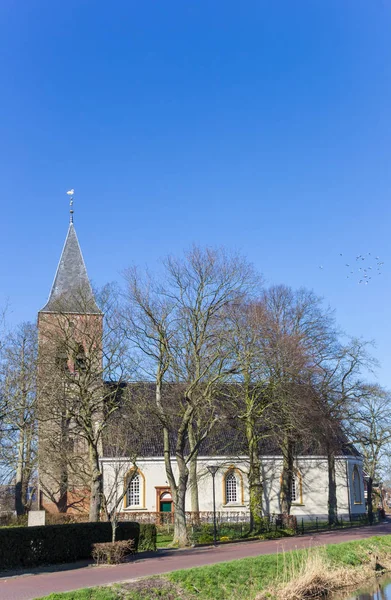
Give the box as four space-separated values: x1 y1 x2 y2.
37 213 366 522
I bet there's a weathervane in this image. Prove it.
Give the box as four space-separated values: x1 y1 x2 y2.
66 189 75 223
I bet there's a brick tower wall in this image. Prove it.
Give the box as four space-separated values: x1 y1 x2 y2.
37 310 103 515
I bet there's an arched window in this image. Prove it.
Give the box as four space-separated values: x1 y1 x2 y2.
124 468 145 509
352 465 362 504
283 470 303 505
75 344 86 372
291 474 298 503
127 474 140 507
226 472 237 503
223 468 244 505
56 344 68 373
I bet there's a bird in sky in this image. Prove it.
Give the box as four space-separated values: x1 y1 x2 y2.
327 252 385 285
66 189 75 196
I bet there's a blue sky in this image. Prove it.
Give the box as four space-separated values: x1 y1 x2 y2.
1 1 390 386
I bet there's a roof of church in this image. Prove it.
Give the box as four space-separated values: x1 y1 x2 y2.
40 222 101 314
102 382 361 459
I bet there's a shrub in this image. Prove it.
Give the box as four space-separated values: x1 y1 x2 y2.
198 533 214 544
45 513 89 526
259 528 295 540
92 540 135 564
138 521 157 552
0 513 28 528
0 521 156 569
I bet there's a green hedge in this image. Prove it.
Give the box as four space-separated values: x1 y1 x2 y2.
138 521 157 552
0 521 156 569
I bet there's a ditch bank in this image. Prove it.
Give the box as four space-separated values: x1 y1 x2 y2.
35 533 391 600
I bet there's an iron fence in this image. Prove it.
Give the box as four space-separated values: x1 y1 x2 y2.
119 510 380 540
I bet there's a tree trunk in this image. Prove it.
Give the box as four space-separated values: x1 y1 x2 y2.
247 420 263 532
57 462 69 513
57 412 70 513
173 458 189 547
22 425 34 510
15 429 25 515
367 476 373 524
328 451 338 525
111 516 117 542
280 436 293 515
160 422 190 546
189 455 199 513
188 423 200 518
89 443 102 522
156 374 190 547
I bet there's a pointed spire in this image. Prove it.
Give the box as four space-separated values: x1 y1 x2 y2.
40 223 101 314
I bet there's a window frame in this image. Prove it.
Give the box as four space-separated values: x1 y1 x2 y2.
223 467 244 506
75 343 86 372
352 465 363 505
123 468 145 510
280 469 304 506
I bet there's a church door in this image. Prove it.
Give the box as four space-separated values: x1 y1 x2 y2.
159 491 173 512
156 487 173 520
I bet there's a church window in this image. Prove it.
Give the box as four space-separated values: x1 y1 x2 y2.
126 474 140 507
75 344 86 371
291 475 297 503
225 471 238 503
56 344 68 373
124 468 145 509
352 465 362 504
290 471 303 504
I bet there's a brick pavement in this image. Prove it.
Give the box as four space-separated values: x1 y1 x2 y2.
0 522 390 600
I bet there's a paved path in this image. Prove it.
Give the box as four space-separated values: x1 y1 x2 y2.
1 522 391 600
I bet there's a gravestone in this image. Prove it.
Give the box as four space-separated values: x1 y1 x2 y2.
28 510 46 527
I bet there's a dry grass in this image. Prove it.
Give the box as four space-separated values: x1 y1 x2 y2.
256 545 391 600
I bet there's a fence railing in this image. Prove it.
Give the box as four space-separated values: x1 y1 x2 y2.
119 511 252 525
119 510 379 533
118 511 297 528
297 511 380 534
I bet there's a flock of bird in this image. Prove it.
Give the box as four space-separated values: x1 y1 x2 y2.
65 189 385 287
319 253 385 285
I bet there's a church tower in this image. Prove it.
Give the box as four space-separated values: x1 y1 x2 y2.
37 209 103 514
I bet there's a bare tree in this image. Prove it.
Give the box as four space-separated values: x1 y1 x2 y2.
38 285 129 521
350 384 391 522
122 246 257 546
309 337 374 524
255 285 339 515
225 302 275 531
0 322 37 514
101 393 143 542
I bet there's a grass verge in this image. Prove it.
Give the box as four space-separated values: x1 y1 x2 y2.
37 534 391 600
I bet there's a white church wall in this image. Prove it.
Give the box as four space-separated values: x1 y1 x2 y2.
101 454 365 520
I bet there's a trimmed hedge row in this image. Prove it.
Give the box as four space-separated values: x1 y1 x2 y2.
138 521 157 553
0 521 156 569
